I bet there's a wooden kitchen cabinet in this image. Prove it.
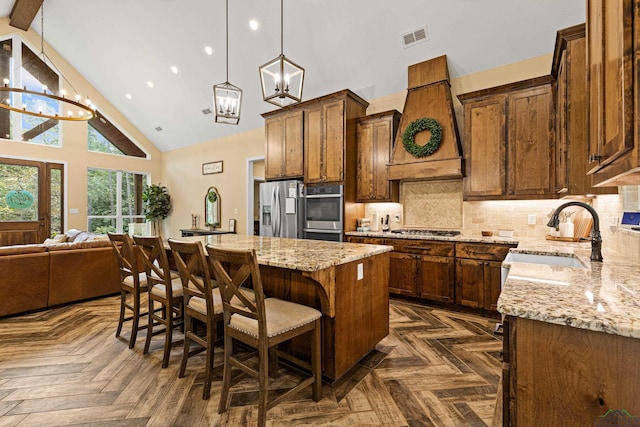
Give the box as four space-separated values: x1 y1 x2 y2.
304 91 368 185
586 0 638 186
263 110 304 180
356 110 401 202
458 77 556 200
552 24 616 196
455 242 515 311
503 316 640 426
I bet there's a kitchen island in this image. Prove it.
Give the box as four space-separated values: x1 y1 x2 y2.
498 237 640 426
173 234 393 380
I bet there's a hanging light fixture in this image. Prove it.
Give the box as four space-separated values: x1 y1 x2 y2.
0 4 95 121
259 0 304 107
213 0 242 124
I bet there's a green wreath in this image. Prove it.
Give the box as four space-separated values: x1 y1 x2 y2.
402 117 443 158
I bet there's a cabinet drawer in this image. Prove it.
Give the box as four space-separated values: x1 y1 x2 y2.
456 243 514 261
400 241 455 257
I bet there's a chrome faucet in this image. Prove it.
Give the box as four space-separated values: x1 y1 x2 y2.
547 201 603 262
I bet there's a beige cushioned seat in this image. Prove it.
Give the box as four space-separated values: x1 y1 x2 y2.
230 298 321 338
187 288 223 315
123 272 148 288
150 277 184 298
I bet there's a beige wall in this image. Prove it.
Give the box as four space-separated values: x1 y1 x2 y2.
162 128 264 237
0 18 162 232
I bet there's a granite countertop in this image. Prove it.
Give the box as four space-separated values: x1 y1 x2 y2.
345 230 519 245
498 238 640 339
172 234 393 272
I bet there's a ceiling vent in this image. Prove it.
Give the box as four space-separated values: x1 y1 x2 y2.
201 108 212 115
155 126 163 132
402 26 429 48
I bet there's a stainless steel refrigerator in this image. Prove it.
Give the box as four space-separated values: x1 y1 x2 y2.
259 180 304 238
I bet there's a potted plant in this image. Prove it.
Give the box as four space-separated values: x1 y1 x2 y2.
142 184 171 237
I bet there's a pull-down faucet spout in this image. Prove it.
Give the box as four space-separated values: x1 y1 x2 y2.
547 201 603 262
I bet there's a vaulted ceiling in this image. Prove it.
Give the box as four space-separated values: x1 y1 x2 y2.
1 0 585 152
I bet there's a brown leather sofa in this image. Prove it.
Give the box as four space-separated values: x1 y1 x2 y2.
0 230 120 317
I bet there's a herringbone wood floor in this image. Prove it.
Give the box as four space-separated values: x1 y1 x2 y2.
0 296 502 426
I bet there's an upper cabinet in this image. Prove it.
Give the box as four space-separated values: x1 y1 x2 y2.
356 110 401 202
262 89 368 186
586 0 640 186
264 110 304 180
458 77 556 201
304 92 368 185
552 24 616 196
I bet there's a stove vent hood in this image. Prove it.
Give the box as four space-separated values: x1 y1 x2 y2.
388 55 463 181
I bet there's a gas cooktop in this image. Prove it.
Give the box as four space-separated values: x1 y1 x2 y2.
391 229 461 237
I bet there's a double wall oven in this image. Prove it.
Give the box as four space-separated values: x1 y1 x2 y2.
303 185 344 242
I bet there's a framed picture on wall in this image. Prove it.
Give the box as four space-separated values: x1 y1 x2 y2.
229 219 236 233
203 161 223 175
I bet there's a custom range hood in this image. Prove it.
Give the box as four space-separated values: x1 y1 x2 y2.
388 56 463 181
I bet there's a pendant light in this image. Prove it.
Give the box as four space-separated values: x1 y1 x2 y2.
0 4 95 121
213 0 242 124
259 0 304 107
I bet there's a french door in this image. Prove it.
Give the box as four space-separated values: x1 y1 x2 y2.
0 158 64 245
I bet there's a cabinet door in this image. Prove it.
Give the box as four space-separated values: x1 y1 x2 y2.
265 116 285 179
304 105 323 184
418 255 454 303
455 258 484 308
283 111 304 177
555 51 568 193
587 0 635 172
323 99 345 183
484 260 503 311
372 119 393 200
356 120 375 200
389 252 417 297
507 85 555 197
463 96 507 199
265 111 303 179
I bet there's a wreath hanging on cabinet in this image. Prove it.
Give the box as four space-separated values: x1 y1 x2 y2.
402 117 443 158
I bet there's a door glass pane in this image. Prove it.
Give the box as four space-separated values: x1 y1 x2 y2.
50 168 62 236
0 163 38 221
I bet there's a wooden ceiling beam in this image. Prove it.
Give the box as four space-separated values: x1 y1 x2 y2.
9 0 44 31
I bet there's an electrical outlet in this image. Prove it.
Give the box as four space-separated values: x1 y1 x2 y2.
394 214 401 223
528 214 536 225
357 263 363 280
234 208 238 214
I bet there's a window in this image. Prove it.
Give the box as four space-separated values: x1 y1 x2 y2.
87 168 147 234
0 35 61 145
87 111 146 158
88 124 125 155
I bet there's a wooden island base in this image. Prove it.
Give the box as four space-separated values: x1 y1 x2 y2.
260 252 390 381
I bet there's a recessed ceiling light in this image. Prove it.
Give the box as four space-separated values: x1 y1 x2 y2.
170 66 178 74
204 46 213 55
125 93 132 100
147 81 154 88
249 20 259 31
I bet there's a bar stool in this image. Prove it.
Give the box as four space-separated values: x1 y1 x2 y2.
206 246 322 427
168 238 223 400
108 232 148 349
133 235 184 368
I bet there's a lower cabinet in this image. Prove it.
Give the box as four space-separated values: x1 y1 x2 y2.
455 243 516 311
347 236 515 312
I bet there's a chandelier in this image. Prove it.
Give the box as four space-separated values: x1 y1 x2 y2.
259 0 304 107
0 4 95 121
213 0 242 124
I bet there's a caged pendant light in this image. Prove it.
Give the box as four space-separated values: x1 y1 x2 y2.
213 0 242 124
259 0 304 107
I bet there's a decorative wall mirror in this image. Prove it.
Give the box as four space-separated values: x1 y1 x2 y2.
205 186 221 229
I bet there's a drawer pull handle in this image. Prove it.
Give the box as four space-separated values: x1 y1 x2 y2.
473 251 495 255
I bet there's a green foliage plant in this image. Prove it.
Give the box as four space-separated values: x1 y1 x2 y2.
142 184 171 235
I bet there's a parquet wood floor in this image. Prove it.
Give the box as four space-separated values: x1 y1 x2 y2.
0 296 502 426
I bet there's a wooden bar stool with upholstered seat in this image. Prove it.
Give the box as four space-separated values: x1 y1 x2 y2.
206 246 322 427
108 232 149 349
168 238 223 400
133 235 184 368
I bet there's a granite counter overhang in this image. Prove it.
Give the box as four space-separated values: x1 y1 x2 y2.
345 230 518 245
174 234 393 272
